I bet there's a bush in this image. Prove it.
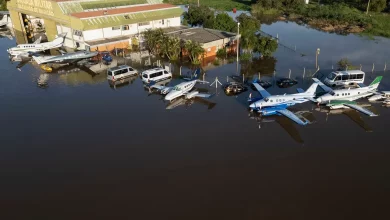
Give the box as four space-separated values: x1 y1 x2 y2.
240 52 252 61
216 48 227 58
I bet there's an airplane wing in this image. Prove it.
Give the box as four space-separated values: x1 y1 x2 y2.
312 78 333 93
193 93 214 98
150 85 171 91
343 103 378 117
253 83 271 98
33 36 42 44
276 109 309 126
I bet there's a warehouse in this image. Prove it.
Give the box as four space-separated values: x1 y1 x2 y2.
7 0 183 50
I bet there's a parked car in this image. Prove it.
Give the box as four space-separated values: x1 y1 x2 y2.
251 79 272 90
223 82 248 95
277 78 298 88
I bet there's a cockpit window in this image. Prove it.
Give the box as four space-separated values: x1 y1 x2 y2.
329 91 335 96
327 72 337 80
264 98 269 102
173 86 181 91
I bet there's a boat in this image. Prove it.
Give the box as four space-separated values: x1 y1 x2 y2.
40 64 52 73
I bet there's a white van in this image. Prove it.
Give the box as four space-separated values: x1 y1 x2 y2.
107 65 137 81
324 70 365 87
141 67 172 83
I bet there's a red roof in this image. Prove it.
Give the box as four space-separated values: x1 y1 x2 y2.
70 3 178 19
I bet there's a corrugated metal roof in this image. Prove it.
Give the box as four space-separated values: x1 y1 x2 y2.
81 7 182 30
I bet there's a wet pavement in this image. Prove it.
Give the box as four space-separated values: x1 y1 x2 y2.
1 23 390 219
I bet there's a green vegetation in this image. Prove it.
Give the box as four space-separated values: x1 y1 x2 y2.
254 36 278 57
216 48 227 58
337 58 360 70
143 29 164 55
185 40 205 64
161 35 181 61
0 0 7 11
252 0 390 38
81 0 147 10
164 0 256 11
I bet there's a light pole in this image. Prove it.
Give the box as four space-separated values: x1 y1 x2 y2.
236 22 240 62
315 48 320 69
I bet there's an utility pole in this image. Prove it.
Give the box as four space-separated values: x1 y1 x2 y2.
366 0 371 14
315 48 320 69
236 22 240 63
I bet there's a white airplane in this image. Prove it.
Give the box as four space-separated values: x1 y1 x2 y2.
7 33 67 57
150 79 213 101
313 76 382 117
248 81 319 125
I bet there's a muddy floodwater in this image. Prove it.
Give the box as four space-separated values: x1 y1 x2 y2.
1 22 390 219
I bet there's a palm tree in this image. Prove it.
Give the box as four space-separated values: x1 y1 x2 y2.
184 40 204 64
161 36 181 61
143 28 164 55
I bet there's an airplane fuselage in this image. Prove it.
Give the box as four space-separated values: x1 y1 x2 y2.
164 80 198 101
317 86 376 104
8 42 63 56
250 93 311 111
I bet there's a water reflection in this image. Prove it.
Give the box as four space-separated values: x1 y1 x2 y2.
108 75 138 90
314 104 376 132
249 109 316 144
166 96 216 110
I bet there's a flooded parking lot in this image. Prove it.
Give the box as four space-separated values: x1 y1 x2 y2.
1 22 390 219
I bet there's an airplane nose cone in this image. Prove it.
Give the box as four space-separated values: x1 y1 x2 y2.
249 103 255 109
316 97 322 103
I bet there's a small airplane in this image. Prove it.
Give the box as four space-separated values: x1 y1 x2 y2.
7 33 67 57
150 79 213 102
32 50 99 65
248 81 319 125
313 77 382 117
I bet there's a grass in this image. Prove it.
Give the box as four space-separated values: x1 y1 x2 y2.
163 0 254 11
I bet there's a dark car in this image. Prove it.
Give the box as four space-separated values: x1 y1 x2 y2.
223 82 248 95
250 79 272 90
277 78 298 88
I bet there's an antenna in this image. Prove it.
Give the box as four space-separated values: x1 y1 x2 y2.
210 77 222 88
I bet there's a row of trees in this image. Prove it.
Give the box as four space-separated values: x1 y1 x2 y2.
183 6 279 58
143 28 204 64
183 5 238 32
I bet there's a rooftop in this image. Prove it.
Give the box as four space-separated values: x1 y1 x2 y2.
164 26 238 44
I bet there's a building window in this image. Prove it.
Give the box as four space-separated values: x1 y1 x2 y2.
124 15 130 19
138 22 150 27
74 30 82 37
122 25 130 30
112 26 120 30
162 19 164 25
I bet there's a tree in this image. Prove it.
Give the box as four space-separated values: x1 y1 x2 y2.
368 0 387 12
254 36 278 57
255 0 283 9
184 40 204 64
143 28 164 55
236 14 261 53
0 0 7 11
213 13 237 32
161 36 181 61
183 5 214 27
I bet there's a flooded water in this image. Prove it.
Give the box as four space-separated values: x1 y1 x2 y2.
1 21 390 219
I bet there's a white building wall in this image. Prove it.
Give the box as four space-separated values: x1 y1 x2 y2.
103 27 122 38
56 24 75 48
83 29 104 41
166 17 181 27
121 24 138 35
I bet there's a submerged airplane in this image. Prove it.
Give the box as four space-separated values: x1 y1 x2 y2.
248 81 319 125
151 79 213 101
7 33 67 57
32 50 99 65
313 77 382 117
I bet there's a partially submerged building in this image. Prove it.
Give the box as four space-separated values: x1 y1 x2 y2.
7 0 183 50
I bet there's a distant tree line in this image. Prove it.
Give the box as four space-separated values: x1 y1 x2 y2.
0 0 7 11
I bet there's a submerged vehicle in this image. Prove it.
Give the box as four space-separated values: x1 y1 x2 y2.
276 78 298 88
107 65 137 81
250 79 272 90
324 70 365 87
223 82 248 95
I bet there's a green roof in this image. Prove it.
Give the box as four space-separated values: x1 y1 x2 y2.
81 7 183 30
58 0 163 14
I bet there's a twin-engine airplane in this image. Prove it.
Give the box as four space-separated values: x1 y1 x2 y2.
248 80 319 125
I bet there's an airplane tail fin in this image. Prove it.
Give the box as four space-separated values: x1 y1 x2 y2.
52 33 67 45
304 83 318 96
369 76 383 89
